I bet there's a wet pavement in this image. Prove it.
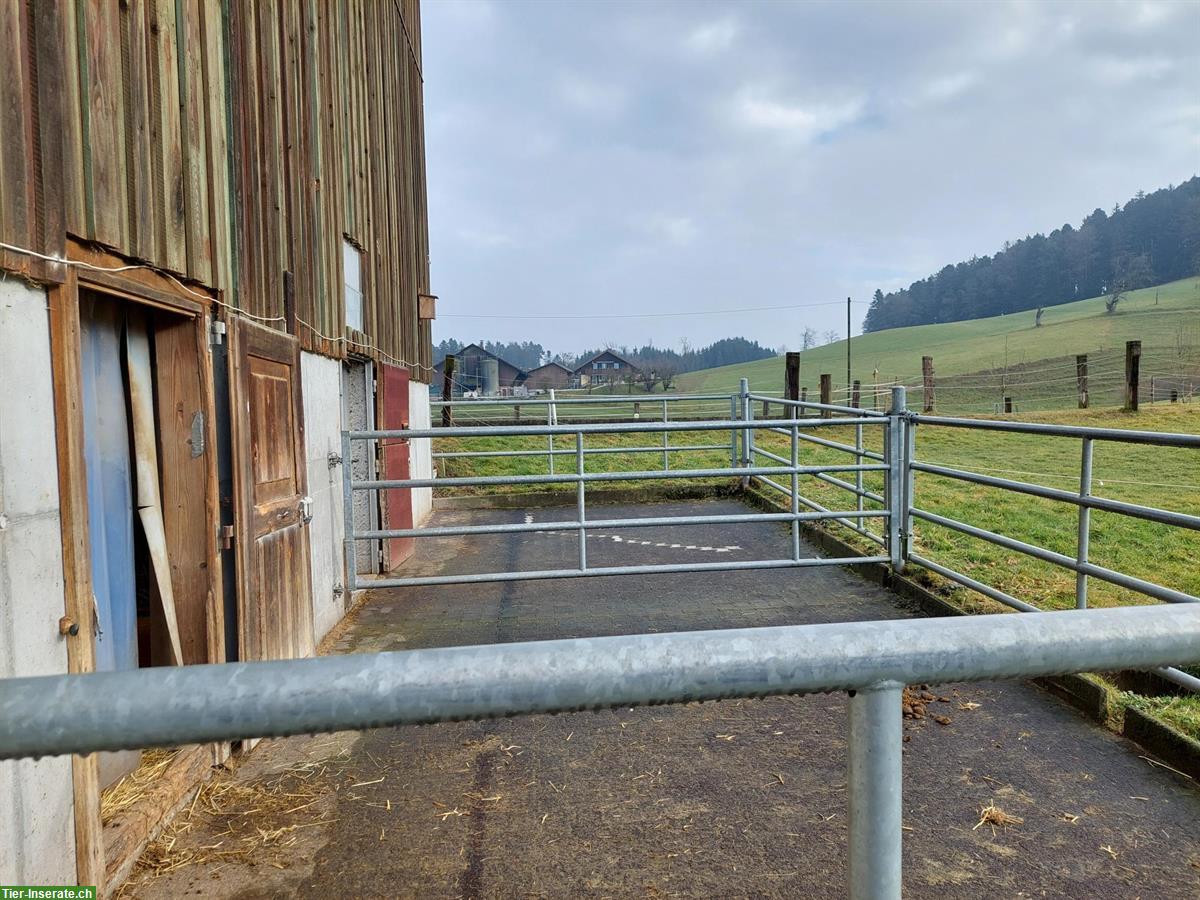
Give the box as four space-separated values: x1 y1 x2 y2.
130 499 1200 899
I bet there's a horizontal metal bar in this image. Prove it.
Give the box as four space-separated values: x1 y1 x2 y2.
912 415 1200 448
1152 667 1200 693
911 508 1198 605
752 451 888 503
767 427 885 460
365 555 892 588
432 393 733 407
748 393 887 417
907 555 1198 693
813 472 886 505
357 463 890 491
432 443 724 460
752 476 887 547
355 509 889 540
3 604 1197 758
353 417 883 441
908 553 1040 613
751 445 791 466
912 461 1200 531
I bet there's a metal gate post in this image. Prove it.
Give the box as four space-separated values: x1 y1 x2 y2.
547 390 556 476
576 432 587 571
848 682 904 900
904 412 915 564
886 386 907 573
342 430 357 593
1075 437 1093 609
729 394 739 469
740 377 752 489
790 423 801 561
662 399 670 471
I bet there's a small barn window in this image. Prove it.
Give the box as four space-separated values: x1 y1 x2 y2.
344 240 364 332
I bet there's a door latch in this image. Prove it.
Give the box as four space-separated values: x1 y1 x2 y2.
299 496 314 524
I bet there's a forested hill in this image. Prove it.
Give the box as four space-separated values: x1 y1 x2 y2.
863 177 1200 333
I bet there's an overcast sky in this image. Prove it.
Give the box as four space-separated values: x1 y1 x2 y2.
422 0 1200 354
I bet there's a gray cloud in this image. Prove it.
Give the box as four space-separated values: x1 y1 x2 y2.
423 0 1200 352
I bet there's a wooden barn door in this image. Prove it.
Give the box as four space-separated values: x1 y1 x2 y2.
228 318 314 661
379 363 415 570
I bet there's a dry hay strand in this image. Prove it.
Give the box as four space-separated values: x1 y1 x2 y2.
129 766 334 881
973 801 1024 834
101 749 180 826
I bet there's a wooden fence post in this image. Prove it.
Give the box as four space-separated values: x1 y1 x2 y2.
785 352 800 403
819 374 832 418
441 355 456 427
921 355 934 412
801 386 808 403
851 380 861 409
1124 340 1141 411
1076 354 1088 409
1004 396 1013 414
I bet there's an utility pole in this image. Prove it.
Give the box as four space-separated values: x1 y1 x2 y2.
846 296 852 396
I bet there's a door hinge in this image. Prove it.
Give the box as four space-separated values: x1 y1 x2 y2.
328 451 343 468
210 320 227 347
299 496 314 524
221 524 235 549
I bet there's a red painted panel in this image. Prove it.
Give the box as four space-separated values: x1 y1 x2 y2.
379 364 415 570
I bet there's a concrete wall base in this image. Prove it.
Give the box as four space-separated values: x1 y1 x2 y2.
0 279 76 883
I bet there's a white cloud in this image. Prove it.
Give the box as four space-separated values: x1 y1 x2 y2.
637 214 698 247
684 15 740 54
919 71 978 104
456 227 516 249
557 74 626 116
733 88 864 143
1092 56 1174 84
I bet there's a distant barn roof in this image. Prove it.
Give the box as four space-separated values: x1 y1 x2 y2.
572 350 638 373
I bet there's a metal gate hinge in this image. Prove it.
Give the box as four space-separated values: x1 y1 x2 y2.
328 452 343 468
220 524 235 549
210 320 227 347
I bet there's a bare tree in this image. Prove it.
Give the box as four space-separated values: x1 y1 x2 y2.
823 329 840 345
1105 252 1152 315
658 365 678 392
801 327 817 350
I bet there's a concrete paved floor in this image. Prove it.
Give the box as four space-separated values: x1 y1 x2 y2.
130 499 1200 899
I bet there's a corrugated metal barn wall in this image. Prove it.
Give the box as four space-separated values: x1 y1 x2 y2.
0 0 432 379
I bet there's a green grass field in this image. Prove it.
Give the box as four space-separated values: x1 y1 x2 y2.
677 277 1200 414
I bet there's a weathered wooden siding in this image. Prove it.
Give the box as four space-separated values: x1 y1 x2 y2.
0 0 431 377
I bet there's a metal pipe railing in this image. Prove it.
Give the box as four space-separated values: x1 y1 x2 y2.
748 392 888 418
432 443 725 460
360 462 889 492
432 392 733 407
361 416 881 440
2 606 1197 898
911 461 1200 531
357 509 886 541
912 414 1200 447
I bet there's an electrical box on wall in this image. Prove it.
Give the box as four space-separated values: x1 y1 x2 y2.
418 293 437 321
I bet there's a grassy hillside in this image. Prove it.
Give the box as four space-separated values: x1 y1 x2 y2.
678 278 1200 413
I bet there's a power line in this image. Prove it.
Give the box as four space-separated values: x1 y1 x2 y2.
440 299 869 320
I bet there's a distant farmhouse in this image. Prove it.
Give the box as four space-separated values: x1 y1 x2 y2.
573 350 640 387
434 343 527 395
525 361 572 391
